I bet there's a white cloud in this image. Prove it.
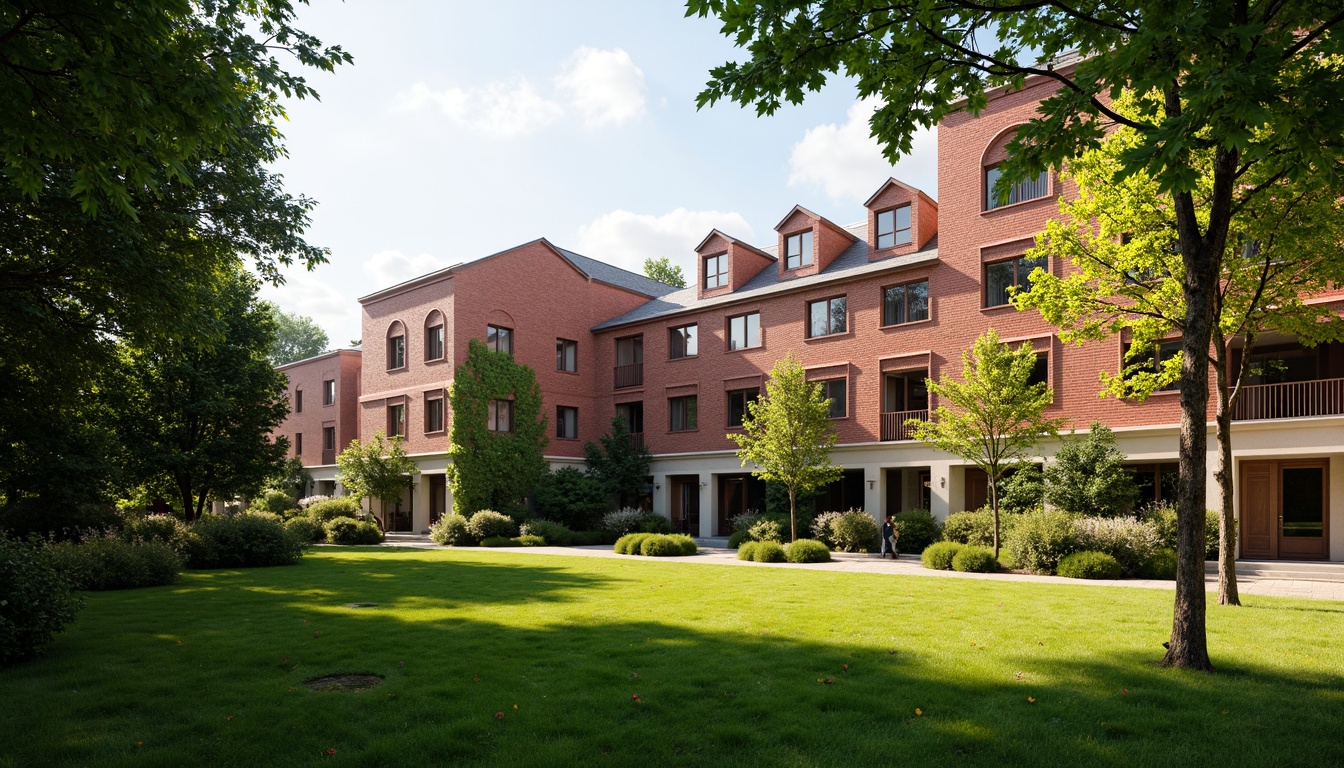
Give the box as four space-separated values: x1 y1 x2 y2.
398 79 563 137
554 47 647 127
257 270 359 347
789 97 939 203
363 249 452 289
575 208 755 279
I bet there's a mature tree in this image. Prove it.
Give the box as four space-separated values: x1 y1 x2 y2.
729 354 842 541
113 269 291 521
999 463 1045 514
584 416 653 505
335 432 418 530
690 0 1344 669
264 302 330 364
535 467 609 531
910 330 1064 557
643 256 687 288
1044 423 1140 517
447 339 549 515
1019 118 1344 605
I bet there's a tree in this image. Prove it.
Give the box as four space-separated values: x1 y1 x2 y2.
690 0 1344 670
535 467 609 530
113 269 291 521
335 432 418 530
728 354 842 541
264 302 329 364
584 416 653 505
1018 116 1344 606
447 339 549 515
643 257 687 288
1044 424 1140 517
910 330 1064 558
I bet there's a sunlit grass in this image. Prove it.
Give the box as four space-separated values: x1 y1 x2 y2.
1 547 1341 767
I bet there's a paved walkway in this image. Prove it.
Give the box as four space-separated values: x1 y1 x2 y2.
373 537 1344 601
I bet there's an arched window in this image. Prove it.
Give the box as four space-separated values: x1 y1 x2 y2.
424 310 445 361
386 320 406 370
982 126 1050 210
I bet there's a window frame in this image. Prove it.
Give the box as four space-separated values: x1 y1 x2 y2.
727 312 761 351
294 388 303 414
556 405 578 439
322 426 336 451
425 392 445 433
295 432 303 456
819 378 847 419
487 325 513 356
785 229 814 270
322 379 336 406
487 399 514 433
984 254 1046 308
881 279 931 327
726 387 760 428
984 164 1051 211
668 323 698 359
388 334 406 370
425 322 445 362
556 338 578 373
1122 339 1182 393
875 205 912 249
807 295 848 338
1027 351 1050 389
387 402 406 438
703 253 728 290
668 394 698 432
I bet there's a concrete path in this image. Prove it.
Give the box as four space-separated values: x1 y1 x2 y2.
370 538 1344 602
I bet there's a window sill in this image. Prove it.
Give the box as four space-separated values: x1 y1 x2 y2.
555 436 580 442
556 369 580 376
805 330 853 343
980 303 1023 314
981 194 1055 216
424 357 447 366
725 345 762 354
668 355 698 363
424 429 446 437
879 317 932 330
386 366 407 373
669 428 699 434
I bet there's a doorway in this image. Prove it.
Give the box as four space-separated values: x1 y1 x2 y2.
427 474 446 527
669 475 700 535
1240 459 1330 560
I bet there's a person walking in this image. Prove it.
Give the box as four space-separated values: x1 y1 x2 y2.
881 515 898 559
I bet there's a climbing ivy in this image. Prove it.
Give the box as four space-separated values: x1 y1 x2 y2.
447 338 548 515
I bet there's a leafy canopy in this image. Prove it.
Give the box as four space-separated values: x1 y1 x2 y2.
1044 423 1139 517
643 257 687 288
335 431 418 525
264 302 330 365
584 416 652 502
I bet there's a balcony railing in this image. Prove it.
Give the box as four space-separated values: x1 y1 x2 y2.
629 432 645 452
321 448 336 466
1232 377 1344 421
880 409 928 441
614 363 644 389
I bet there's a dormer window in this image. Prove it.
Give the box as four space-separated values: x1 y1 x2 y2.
876 206 911 248
785 231 813 269
704 254 728 289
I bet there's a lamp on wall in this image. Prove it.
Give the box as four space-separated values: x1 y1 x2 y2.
867 479 875 490
654 483 661 491
940 477 946 488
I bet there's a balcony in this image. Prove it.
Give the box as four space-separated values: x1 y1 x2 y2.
1231 377 1344 421
880 409 928 441
321 448 336 465
614 363 644 389
629 432 646 452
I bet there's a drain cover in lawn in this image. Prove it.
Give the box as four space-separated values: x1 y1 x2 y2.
305 674 384 692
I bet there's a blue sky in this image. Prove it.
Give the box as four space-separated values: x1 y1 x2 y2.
261 1 938 345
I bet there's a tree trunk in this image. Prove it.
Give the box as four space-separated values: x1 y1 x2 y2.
989 475 1001 559
177 476 195 523
788 486 797 543
1211 341 1241 606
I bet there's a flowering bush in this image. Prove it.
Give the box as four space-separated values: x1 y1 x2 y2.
729 511 761 533
1075 516 1161 576
747 518 783 543
297 495 332 509
600 507 668 536
814 509 880 552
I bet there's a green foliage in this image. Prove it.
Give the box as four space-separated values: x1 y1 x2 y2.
730 511 762 533
729 354 842 541
668 534 698 555
601 508 668 537
785 539 831 563
515 535 547 547
748 518 783 544
921 542 964 571
254 489 298 517
448 339 548 515
267 458 313 506
467 511 518 541
613 534 653 555
520 520 575 547
186 515 306 569
1075 517 1162 576
571 530 616 546
639 535 693 557
764 481 817 534
642 256 687 288
535 467 609 531
323 517 383 546
46 534 181 591
480 536 519 548
1140 549 1179 581
736 541 759 561
1044 424 1140 517
1000 464 1045 514
892 510 941 553
951 546 999 574
284 517 326 544
727 530 751 549
751 540 787 563
121 515 193 553
0 534 81 665
584 416 652 503
941 509 1021 548
1002 510 1081 575
1138 503 1222 559
336 432 418 528
814 510 879 553
305 497 365 524
1057 551 1124 581
429 515 476 547
263 302 329 365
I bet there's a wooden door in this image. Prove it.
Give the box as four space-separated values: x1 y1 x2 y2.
719 477 745 536
669 476 700 535
1240 459 1330 560
427 474 446 526
1240 461 1275 559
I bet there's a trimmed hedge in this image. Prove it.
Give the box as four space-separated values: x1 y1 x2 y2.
737 541 758 561
892 510 941 553
1139 548 1178 580
429 515 475 546
951 546 998 573
520 520 574 547
304 497 365 524
751 540 787 563
480 536 519 547
468 510 518 540
727 529 751 549
47 534 181 590
324 517 384 546
514 535 546 547
613 533 651 555
785 539 831 563
187 514 306 568
1057 550 1123 580
921 541 964 570
0 535 81 666
284 517 326 544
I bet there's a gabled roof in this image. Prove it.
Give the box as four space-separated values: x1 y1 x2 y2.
863 178 937 208
774 204 861 244
693 228 777 260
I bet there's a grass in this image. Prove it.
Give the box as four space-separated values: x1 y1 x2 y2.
2 548 1343 767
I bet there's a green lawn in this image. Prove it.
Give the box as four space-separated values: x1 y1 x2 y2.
3 548 1342 767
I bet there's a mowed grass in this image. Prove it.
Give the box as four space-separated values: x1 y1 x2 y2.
2 549 1342 767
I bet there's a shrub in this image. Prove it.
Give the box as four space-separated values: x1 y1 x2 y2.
188 514 306 568
751 540 787 563
817 509 880 552
1002 509 1080 574
468 510 518 540
640 534 686 556
737 541 759 561
520 520 574 547
284 516 326 544
253 488 297 517
480 536 519 547
892 509 941 552
1043 423 1139 516
638 515 672 534
534 467 610 531
429 515 475 546
668 534 698 555
0 535 81 666
613 533 653 555
1075 516 1161 575
47 533 182 590
297 495 332 509
1000 463 1046 513
921 542 964 570
121 514 192 552
601 507 667 537
324 517 384 546
305 497 365 524
729 511 761 534
1057 550 1123 580
748 518 783 543
727 529 751 549
1139 503 1225 560
951 546 998 573
785 539 831 563
514 535 546 546
571 530 615 546
1139 548 1178 580
942 509 991 545
1205 509 1224 560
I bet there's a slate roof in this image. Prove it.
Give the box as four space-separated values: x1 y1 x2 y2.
592 224 939 331
551 244 680 299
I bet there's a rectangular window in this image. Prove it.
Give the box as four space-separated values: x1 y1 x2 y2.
387 403 406 437
1124 340 1182 392
985 255 1045 307
669 324 697 359
876 206 912 248
425 395 445 433
985 166 1050 210
295 389 303 414
785 230 814 269
556 405 578 439
669 395 698 432
323 426 336 451
295 432 303 456
322 379 336 405
882 280 930 326
704 254 728 289
726 387 759 428
556 338 578 373
821 379 847 419
426 324 444 361
728 312 761 350
488 399 513 433
487 325 513 356
388 335 406 369
808 296 847 337
1028 353 1049 388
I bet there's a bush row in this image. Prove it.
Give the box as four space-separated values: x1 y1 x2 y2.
919 542 998 573
735 538 832 564
613 533 697 557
